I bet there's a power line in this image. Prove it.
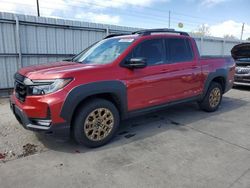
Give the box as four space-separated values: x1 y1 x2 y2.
70 0 225 24
0 1 163 23
1 0 240 30
76 0 230 24
29 0 217 26
1 0 246 26
39 0 208 27
0 0 186 27
61 0 228 25
172 11 223 24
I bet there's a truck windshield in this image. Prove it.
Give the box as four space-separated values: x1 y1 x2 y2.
72 38 135 64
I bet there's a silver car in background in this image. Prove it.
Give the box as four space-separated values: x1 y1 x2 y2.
231 43 250 86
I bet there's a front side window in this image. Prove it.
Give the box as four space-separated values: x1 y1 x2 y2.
167 38 193 63
132 39 164 66
72 38 135 64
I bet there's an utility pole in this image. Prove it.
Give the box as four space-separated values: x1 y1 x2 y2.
36 0 40 17
168 11 171 29
240 23 245 40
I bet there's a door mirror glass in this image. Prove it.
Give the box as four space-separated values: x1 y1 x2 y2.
124 58 147 69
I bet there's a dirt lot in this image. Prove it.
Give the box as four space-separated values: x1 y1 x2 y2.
0 87 250 188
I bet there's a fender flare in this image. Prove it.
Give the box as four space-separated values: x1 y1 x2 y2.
60 81 127 122
202 68 228 98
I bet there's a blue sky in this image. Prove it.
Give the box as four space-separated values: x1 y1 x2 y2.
0 0 249 39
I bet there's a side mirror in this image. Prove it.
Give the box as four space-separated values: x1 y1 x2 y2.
123 58 147 69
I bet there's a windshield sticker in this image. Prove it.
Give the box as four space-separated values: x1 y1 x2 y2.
118 39 134 43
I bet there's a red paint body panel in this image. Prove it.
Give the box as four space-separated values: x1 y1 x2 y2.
10 34 235 127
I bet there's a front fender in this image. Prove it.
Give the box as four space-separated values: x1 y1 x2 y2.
60 81 127 122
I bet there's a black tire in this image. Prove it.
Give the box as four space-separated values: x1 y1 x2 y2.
199 82 223 112
72 98 120 148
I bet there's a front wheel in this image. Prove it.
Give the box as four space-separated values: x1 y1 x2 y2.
73 98 120 148
199 82 223 112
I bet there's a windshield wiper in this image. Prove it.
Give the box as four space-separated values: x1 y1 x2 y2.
63 58 73 62
63 58 82 63
73 60 82 63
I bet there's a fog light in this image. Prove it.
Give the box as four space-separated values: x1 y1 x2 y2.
31 119 52 127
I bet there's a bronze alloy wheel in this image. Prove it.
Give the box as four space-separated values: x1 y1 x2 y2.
83 108 114 141
209 87 221 108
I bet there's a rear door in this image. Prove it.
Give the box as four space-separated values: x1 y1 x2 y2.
164 37 203 100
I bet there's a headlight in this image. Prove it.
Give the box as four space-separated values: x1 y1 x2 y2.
24 78 72 95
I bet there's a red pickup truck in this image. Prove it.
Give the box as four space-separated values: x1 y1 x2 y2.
10 29 235 147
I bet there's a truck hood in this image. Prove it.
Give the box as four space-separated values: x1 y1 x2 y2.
18 61 99 79
231 43 250 60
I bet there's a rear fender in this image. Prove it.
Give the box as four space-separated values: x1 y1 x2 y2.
202 68 228 98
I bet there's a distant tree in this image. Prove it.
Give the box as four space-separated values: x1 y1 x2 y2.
223 34 238 40
192 24 210 37
247 37 250 41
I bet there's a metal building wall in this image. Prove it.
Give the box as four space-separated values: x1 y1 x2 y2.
190 35 243 56
0 12 244 89
0 12 137 89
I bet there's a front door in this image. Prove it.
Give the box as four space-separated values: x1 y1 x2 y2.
125 38 171 111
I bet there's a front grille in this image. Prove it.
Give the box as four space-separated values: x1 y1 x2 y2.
235 76 250 83
235 66 250 75
14 73 27 102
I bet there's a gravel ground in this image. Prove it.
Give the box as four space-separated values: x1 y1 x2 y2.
0 99 47 161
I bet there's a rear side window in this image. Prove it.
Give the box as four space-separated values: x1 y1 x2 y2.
133 39 164 66
166 38 193 63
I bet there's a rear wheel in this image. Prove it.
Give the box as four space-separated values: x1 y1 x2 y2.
199 82 223 112
73 99 120 147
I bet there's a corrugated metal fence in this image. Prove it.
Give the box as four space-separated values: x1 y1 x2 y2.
0 12 243 89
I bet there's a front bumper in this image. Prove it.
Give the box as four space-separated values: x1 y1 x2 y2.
225 78 234 93
10 97 70 136
10 102 50 130
234 74 250 86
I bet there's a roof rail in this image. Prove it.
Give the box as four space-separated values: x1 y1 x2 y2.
132 28 189 36
104 33 128 39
